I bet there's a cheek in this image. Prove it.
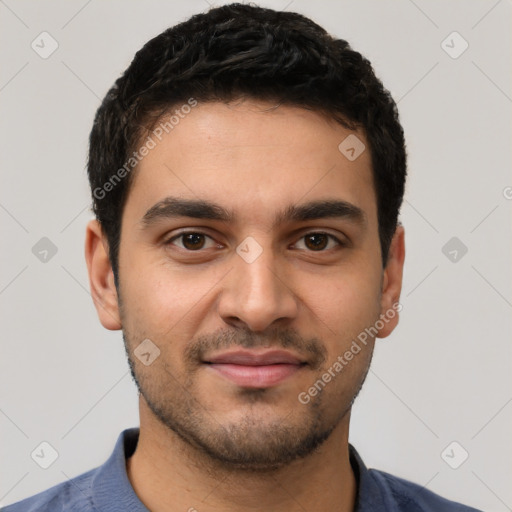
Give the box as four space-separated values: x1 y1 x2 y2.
119 257 225 334
299 263 382 337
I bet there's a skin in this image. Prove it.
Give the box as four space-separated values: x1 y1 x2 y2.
85 99 405 512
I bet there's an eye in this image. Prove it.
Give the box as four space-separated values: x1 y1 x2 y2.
166 231 343 253
167 232 217 251
293 232 342 251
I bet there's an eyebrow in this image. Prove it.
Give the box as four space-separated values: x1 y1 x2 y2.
140 196 367 229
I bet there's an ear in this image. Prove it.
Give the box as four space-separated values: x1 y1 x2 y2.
376 224 405 339
85 219 122 330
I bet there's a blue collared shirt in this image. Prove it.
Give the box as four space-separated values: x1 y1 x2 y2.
2 428 481 511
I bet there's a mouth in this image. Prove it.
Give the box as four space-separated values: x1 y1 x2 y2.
203 349 308 388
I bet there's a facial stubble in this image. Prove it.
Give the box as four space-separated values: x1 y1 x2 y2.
122 324 373 473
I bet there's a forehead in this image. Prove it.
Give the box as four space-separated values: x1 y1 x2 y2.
126 100 376 227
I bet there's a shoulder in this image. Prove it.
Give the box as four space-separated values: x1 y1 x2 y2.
1 428 140 512
369 468 483 511
1 468 97 512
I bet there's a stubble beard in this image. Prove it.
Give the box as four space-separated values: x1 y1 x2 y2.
122 326 372 473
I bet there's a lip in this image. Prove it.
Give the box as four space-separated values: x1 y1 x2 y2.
204 349 306 388
206 349 305 366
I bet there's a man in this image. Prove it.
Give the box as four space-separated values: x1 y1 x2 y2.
3 3 481 511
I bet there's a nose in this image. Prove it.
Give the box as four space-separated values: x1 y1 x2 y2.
218 241 299 332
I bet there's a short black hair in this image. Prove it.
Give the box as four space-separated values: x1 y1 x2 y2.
87 2 407 281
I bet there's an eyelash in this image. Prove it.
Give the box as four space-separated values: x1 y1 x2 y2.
165 231 344 252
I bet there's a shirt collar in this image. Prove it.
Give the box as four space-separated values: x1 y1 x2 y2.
92 428 148 511
349 443 388 510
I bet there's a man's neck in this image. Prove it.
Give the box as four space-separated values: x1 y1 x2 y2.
126 401 357 512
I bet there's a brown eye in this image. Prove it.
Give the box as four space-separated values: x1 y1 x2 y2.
305 233 329 250
294 232 341 252
168 232 216 250
182 233 205 250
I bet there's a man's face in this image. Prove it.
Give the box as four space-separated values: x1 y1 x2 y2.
99 100 402 469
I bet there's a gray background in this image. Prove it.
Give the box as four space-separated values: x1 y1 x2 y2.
1 0 511 510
